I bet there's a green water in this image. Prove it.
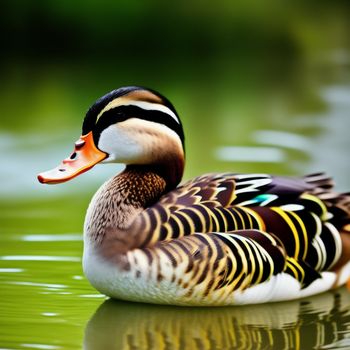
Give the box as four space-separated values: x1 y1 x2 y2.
1 2 350 349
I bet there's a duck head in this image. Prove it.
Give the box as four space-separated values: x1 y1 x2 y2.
38 86 185 189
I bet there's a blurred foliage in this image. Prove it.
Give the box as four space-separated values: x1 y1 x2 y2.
0 0 349 177
2 0 350 63
0 0 348 134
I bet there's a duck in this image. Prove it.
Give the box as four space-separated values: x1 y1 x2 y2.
38 86 350 306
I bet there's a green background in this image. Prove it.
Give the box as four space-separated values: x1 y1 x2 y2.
1 1 350 349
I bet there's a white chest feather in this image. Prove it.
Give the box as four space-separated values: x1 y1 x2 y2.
82 244 185 304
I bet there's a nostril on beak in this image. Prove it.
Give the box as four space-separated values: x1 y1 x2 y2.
75 140 85 149
58 168 66 172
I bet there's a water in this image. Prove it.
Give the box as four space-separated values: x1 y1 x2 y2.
1 234 350 350
1 4 350 348
1 232 350 349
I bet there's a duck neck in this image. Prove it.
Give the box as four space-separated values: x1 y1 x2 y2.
84 165 171 245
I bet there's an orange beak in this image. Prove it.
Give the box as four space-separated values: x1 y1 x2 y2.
37 131 107 184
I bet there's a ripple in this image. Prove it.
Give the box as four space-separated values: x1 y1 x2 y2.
9 281 67 289
79 294 106 299
0 255 81 262
72 275 84 280
21 234 82 242
320 85 350 105
22 344 60 350
0 268 24 273
253 130 312 150
41 312 59 317
215 146 285 163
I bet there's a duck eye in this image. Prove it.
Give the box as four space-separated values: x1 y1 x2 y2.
70 152 77 160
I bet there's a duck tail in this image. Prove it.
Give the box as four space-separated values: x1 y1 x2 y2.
303 173 350 231
335 193 350 233
303 172 334 190
326 193 350 274
297 173 350 280
319 191 350 232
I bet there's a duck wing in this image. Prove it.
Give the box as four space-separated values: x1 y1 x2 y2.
118 172 349 304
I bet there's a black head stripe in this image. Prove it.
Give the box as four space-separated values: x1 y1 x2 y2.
82 86 145 135
94 105 185 147
83 86 180 130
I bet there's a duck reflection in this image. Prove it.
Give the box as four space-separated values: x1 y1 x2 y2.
84 287 350 350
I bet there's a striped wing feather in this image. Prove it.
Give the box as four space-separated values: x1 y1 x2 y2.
133 173 346 297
